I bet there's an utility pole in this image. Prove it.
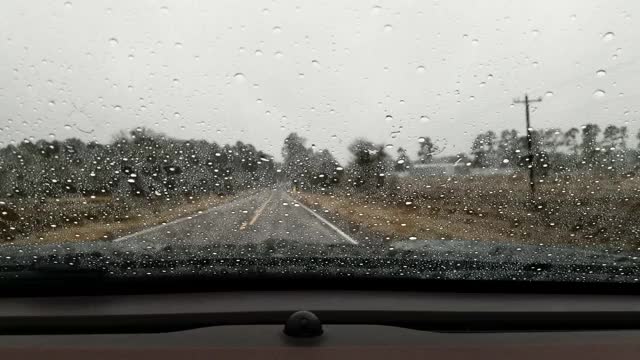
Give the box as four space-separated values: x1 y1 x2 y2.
513 94 542 197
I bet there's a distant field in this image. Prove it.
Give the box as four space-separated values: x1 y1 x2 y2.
295 172 640 250
0 192 242 244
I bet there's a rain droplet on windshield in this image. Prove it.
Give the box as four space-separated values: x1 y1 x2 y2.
602 32 615 41
596 69 607 77
593 89 606 98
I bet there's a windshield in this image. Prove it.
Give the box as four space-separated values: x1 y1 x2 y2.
0 0 639 285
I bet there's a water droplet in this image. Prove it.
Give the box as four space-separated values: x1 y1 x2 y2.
420 115 430 123
272 26 282 34
503 159 510 164
593 89 606 98
383 24 393 32
233 73 246 82
311 60 320 68
602 32 615 41
471 38 479 46
175 42 183 49
108 38 119 46
113 105 122 111
418 137 426 143
64 1 72 8
48 100 56 106
371 5 382 15
63 124 72 130
274 51 283 59
160 6 169 14
255 49 263 56
174 112 181 118
416 65 425 73
385 115 393 122
545 91 554 97
596 69 607 77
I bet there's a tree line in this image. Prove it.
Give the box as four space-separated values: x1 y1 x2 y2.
280 124 640 194
0 128 277 200
2 123 638 200
470 124 638 175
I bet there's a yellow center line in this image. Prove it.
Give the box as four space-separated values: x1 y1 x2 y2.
249 193 273 225
239 193 273 230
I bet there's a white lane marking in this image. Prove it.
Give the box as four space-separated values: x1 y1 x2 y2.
113 190 263 242
286 194 359 245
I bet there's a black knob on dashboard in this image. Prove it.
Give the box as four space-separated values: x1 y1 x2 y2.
283 310 323 338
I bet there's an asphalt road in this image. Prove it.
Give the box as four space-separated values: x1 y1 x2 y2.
113 189 358 248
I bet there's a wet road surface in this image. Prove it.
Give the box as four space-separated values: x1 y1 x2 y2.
113 189 358 248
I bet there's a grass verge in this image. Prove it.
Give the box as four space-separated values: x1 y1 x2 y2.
294 173 640 250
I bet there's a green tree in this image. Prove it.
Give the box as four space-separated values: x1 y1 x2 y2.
581 124 601 168
497 129 520 166
564 127 580 155
394 147 411 172
347 139 391 189
417 137 438 163
281 133 311 190
471 131 497 168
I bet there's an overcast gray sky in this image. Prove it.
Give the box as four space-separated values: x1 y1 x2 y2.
1 0 639 162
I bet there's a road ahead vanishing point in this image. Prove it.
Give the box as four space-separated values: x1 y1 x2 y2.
113 190 358 247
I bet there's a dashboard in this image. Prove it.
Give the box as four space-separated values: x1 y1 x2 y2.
0 290 638 359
